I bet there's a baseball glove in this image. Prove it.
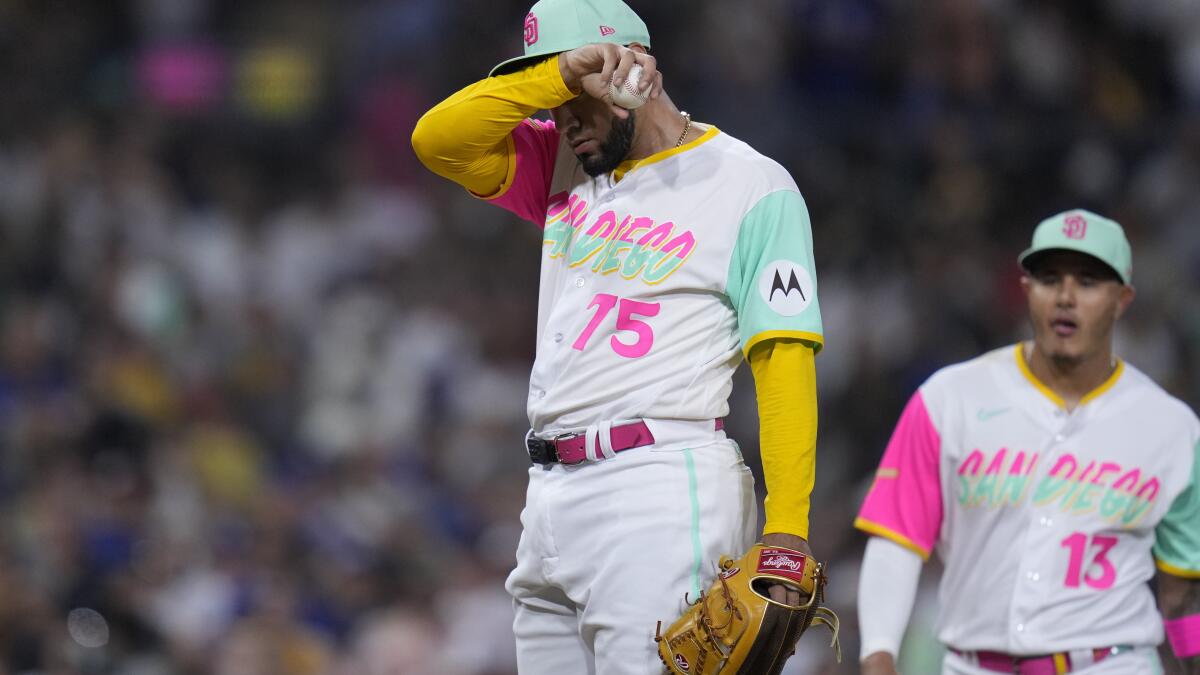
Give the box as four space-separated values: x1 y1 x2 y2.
654 544 841 675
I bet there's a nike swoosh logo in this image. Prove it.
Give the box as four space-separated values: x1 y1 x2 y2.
977 407 1011 421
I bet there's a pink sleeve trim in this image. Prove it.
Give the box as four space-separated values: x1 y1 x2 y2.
1166 614 1200 658
856 391 943 555
486 118 559 227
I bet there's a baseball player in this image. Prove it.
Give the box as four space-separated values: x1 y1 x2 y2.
855 210 1200 674
411 0 828 672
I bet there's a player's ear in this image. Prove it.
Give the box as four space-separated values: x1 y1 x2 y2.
627 42 649 55
1019 274 1032 297
1114 284 1135 320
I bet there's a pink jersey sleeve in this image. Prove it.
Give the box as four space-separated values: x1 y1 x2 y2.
485 118 560 227
855 390 944 560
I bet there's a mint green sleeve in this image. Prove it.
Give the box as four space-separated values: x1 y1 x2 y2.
1154 440 1200 578
725 189 823 357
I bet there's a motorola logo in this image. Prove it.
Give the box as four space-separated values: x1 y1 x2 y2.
758 260 814 316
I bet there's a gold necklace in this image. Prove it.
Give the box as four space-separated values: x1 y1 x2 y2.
675 111 692 147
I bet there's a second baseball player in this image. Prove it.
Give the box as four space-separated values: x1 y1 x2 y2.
856 210 1200 674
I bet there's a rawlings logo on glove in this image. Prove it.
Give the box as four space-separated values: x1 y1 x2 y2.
654 544 841 675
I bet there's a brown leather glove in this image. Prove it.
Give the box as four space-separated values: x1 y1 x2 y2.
655 544 841 675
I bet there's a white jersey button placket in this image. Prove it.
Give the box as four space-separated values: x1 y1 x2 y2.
1011 501 1055 650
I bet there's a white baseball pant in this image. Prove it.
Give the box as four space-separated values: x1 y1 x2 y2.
506 421 756 674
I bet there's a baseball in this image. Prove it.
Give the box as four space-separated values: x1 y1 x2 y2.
609 64 646 109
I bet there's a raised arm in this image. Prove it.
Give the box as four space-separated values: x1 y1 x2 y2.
411 44 661 198
410 56 574 197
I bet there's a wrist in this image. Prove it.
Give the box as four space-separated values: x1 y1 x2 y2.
761 532 811 555
556 51 585 94
861 650 897 675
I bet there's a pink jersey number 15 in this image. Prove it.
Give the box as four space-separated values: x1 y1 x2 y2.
572 293 660 358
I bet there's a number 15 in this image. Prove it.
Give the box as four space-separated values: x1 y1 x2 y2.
572 293 660 358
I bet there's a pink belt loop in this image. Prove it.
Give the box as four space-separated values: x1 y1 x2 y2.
583 424 601 462
596 420 616 460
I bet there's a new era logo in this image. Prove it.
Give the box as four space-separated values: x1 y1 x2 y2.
524 12 539 46
1063 214 1087 239
599 25 616 36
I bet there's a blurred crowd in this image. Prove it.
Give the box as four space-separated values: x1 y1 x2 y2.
0 1 1198 673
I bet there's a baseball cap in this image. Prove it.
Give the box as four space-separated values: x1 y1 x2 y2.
1018 209 1133 285
490 0 651 77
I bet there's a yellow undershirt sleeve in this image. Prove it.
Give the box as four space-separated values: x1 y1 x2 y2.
410 56 576 197
749 338 818 540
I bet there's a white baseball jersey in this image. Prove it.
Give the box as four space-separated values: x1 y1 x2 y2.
487 118 821 674
856 344 1200 653
486 119 824 435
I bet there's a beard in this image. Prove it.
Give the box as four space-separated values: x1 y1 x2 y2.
580 112 636 177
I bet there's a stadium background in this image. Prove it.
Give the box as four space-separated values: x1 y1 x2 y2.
0 0 1198 673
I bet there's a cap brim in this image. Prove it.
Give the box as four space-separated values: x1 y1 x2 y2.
490 52 562 77
1018 246 1128 285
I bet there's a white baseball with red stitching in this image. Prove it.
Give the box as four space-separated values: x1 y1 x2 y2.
609 64 646 109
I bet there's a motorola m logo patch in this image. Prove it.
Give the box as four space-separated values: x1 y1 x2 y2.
758 260 814 316
770 268 805 302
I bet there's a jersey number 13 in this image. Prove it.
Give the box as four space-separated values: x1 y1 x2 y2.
1060 532 1118 590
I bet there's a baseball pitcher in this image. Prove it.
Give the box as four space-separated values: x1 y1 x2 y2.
856 210 1200 674
412 1 839 673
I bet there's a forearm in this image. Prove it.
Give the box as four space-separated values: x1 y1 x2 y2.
859 537 922 664
1159 572 1200 674
748 339 816 539
410 56 574 195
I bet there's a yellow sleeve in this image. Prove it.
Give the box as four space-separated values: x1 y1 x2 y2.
410 56 576 197
749 338 818 539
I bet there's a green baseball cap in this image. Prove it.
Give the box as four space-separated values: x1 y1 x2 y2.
490 0 651 77
1018 209 1133 285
